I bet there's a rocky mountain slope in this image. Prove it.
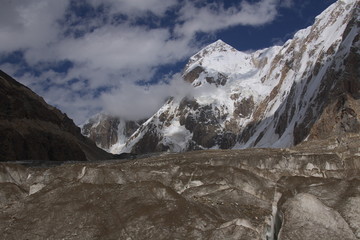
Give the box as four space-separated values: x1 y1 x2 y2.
85 0 360 154
0 70 113 161
82 113 143 152
1 135 359 239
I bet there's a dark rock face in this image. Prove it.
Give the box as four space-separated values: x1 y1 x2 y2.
205 72 228 86
183 66 204 83
234 96 255 118
82 114 144 152
82 114 145 151
0 123 87 161
303 23 360 142
0 70 112 161
130 124 166 154
182 102 223 149
0 137 359 239
82 116 121 150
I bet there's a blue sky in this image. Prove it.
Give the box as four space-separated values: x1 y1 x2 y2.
0 0 336 124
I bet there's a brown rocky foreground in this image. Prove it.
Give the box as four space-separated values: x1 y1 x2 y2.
0 136 360 240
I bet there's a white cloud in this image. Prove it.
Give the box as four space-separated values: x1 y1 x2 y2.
0 0 68 53
101 73 193 121
0 0 290 124
174 0 279 38
87 0 178 17
55 26 181 70
280 0 295 8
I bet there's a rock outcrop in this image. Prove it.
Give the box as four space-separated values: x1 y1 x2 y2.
82 113 143 153
0 70 113 161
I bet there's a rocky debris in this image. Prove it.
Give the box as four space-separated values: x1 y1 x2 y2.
0 139 359 239
0 70 112 161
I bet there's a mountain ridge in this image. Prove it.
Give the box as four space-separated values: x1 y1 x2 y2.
83 0 360 154
0 70 113 161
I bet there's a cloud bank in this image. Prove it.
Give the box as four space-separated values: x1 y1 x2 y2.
0 0 292 124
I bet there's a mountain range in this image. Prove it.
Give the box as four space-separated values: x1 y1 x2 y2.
1 0 360 239
83 0 360 155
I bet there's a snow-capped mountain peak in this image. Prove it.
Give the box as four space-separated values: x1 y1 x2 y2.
184 39 255 82
83 0 360 154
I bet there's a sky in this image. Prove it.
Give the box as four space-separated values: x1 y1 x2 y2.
0 0 337 125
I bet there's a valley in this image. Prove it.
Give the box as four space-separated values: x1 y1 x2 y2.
0 0 360 239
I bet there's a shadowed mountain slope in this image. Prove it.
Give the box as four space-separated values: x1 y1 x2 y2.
0 70 113 161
